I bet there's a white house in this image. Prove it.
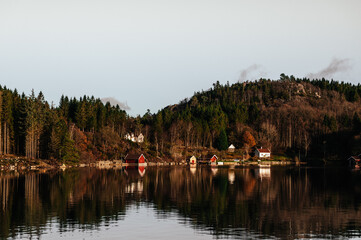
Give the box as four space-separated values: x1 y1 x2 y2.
125 133 144 143
255 147 271 158
228 144 235 152
189 156 197 165
137 133 144 143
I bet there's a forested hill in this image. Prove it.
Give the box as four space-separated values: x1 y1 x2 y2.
0 88 128 163
0 75 361 164
147 75 361 161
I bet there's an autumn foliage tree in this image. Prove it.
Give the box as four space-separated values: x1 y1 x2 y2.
242 131 256 157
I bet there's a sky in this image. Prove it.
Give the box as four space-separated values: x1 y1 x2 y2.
0 0 360 115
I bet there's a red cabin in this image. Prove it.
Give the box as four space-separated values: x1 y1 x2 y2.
198 154 218 165
125 154 146 164
209 155 218 163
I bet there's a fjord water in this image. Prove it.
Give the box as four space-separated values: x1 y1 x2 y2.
1 167 361 239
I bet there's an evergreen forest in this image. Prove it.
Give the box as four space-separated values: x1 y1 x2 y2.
0 75 360 164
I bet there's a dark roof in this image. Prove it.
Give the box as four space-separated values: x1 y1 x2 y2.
256 148 271 153
199 155 218 161
125 154 144 160
349 156 361 161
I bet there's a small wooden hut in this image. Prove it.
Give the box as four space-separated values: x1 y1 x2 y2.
189 156 197 165
199 154 218 165
348 155 361 168
125 154 147 165
228 144 235 152
255 147 271 158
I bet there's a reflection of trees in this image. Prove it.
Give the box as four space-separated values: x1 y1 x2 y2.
1 168 361 239
0 169 134 239
141 167 361 239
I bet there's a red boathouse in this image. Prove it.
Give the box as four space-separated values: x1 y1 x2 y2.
125 154 146 164
198 154 218 165
209 155 218 163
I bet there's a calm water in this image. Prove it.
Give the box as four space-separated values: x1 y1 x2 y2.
1 166 361 239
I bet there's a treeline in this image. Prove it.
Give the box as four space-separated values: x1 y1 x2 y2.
0 76 360 163
140 75 361 160
0 86 127 163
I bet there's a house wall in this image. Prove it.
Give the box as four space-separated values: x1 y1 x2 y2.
138 155 145 163
190 157 197 164
126 155 146 164
138 134 144 143
126 159 138 164
256 150 271 158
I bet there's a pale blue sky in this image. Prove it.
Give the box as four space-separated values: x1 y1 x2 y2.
1 0 360 115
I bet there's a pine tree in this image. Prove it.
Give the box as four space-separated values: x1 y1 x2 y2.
215 128 228 150
59 135 79 164
25 90 46 159
2 90 14 155
75 101 87 131
12 91 27 155
353 112 361 133
59 95 69 118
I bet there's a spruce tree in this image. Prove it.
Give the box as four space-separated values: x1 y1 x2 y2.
215 128 228 151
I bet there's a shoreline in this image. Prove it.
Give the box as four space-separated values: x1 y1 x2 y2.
0 157 303 172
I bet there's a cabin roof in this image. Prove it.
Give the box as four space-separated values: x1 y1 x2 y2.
349 156 361 161
125 154 144 160
256 148 271 153
199 155 218 160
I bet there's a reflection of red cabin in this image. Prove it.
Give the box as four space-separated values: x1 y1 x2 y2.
125 154 146 164
138 166 145 177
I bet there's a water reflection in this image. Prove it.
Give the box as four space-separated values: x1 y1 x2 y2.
1 167 361 239
211 167 218 176
228 169 235 184
255 167 271 180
